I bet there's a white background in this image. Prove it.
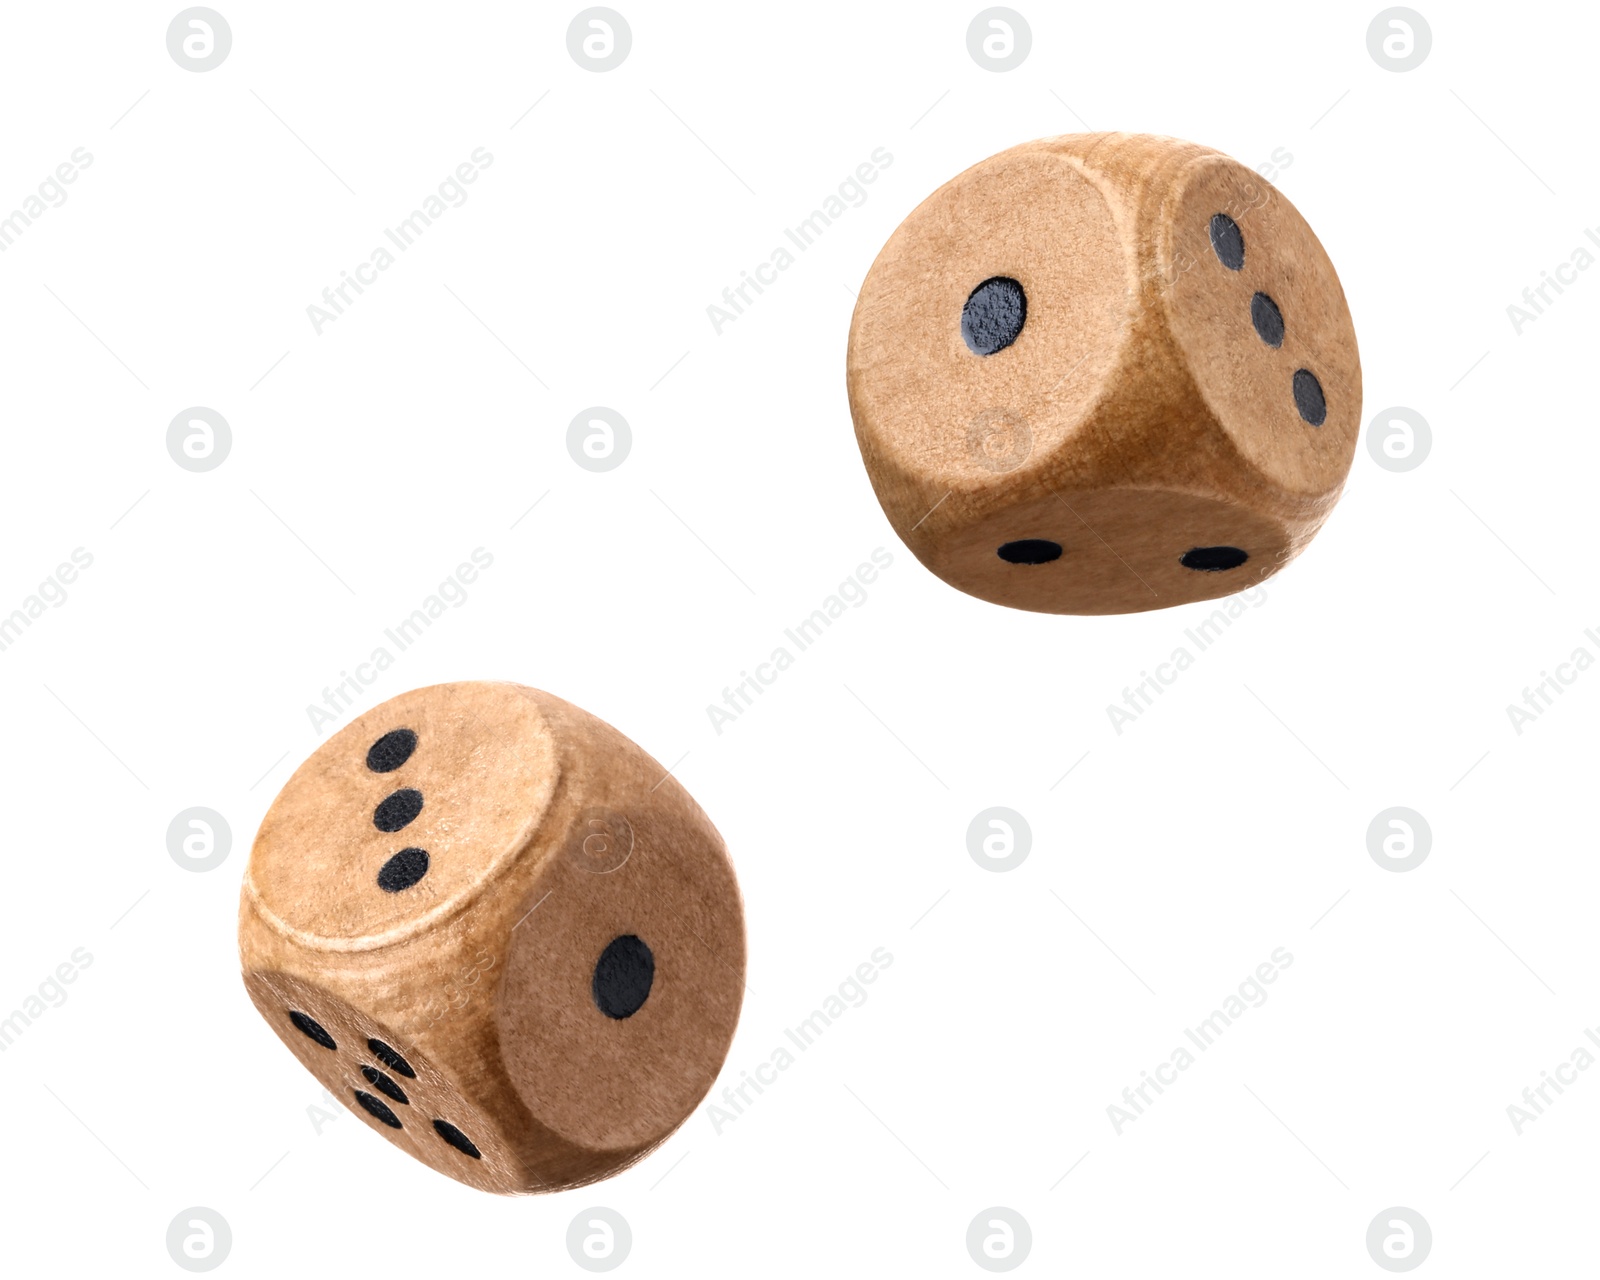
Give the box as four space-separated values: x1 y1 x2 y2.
0 1 1593 1274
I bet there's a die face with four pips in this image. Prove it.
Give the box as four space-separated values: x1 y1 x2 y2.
847 132 1362 615
239 681 746 1193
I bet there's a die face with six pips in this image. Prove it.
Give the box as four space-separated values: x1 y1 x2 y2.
239 681 746 1193
846 132 1362 615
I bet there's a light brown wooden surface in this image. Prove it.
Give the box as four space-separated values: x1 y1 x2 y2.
239 681 746 1194
847 132 1362 615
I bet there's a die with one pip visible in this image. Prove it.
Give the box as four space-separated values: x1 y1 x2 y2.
847 133 1362 615
238 681 745 1193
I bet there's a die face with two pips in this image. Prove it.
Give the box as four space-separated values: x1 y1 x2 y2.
847 132 1362 615
239 681 746 1193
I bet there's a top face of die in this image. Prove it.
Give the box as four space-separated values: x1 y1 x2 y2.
847 138 1132 492
246 682 558 950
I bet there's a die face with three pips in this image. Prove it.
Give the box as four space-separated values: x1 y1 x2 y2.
239 681 746 1193
847 132 1362 615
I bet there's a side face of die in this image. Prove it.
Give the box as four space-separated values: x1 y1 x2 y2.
847 132 1362 615
239 681 746 1193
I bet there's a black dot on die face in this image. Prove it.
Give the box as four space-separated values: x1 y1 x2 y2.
366 728 417 773
288 1010 336 1051
367 1039 416 1079
1251 292 1284 348
1181 546 1250 572
433 1119 482 1159
1209 213 1245 270
377 847 430 893
997 539 1063 565
361 1066 409 1105
353 1089 403 1129
592 934 655 1020
961 276 1027 356
1293 369 1327 426
373 788 424 833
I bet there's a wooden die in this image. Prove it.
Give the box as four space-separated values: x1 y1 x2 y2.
239 681 745 1193
847 132 1362 615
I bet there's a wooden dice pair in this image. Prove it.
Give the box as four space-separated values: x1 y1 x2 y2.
848 133 1362 614
240 682 744 1193
242 133 1360 1196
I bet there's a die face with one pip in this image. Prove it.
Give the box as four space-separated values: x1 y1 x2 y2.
239 681 745 1193
847 133 1362 615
